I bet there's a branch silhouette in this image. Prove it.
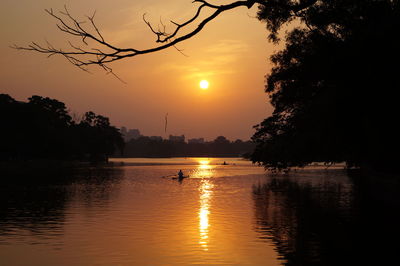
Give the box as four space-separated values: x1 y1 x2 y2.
13 1 263 75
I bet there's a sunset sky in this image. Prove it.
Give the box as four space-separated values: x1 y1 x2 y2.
0 0 277 140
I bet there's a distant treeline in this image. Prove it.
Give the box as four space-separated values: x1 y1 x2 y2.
121 136 254 158
0 94 123 162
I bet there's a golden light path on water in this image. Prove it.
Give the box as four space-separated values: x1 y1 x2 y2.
192 159 214 251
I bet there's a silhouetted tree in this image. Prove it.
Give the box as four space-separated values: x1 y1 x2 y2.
26 96 73 158
75 111 124 162
0 94 123 162
251 0 400 171
0 94 23 160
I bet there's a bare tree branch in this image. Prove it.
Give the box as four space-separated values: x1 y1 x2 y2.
12 1 263 77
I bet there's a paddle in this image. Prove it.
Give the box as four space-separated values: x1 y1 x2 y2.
161 174 177 178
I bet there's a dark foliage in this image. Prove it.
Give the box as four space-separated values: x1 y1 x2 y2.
252 0 400 171
0 94 123 162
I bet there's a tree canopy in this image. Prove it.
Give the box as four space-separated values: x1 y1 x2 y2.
251 0 400 171
0 94 124 162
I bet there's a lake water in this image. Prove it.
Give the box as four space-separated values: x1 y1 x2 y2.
1 158 399 265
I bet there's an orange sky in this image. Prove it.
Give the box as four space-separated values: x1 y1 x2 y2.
0 0 277 140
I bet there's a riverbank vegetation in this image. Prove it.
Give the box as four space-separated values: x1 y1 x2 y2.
0 94 124 163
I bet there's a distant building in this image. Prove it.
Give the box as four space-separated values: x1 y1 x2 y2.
188 138 205 144
149 136 163 141
121 127 141 142
169 134 185 143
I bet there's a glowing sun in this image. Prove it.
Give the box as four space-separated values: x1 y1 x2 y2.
199 80 209 89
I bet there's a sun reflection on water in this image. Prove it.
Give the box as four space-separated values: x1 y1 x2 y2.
191 159 214 178
193 159 215 251
199 179 214 251
198 159 210 166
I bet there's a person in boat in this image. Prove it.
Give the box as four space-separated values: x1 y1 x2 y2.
178 169 184 179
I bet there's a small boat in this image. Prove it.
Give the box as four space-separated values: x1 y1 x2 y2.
172 175 189 180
